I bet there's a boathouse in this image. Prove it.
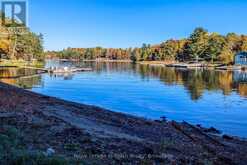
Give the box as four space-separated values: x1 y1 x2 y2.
235 52 247 65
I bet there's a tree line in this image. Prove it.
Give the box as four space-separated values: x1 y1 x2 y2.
46 27 247 64
46 47 132 61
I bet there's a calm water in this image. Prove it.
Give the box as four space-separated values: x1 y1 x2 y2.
1 60 247 137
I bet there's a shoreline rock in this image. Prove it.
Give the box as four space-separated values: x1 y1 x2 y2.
0 82 247 164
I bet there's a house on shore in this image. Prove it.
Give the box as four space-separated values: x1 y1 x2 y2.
235 52 247 66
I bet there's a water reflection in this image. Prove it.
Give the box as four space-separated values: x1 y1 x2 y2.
136 66 247 100
48 73 74 80
1 62 247 100
45 61 247 100
0 67 43 89
78 62 247 100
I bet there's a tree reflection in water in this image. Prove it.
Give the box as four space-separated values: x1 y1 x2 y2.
0 62 246 100
0 67 43 89
89 62 247 100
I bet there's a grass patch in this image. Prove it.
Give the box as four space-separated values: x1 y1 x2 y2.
64 143 81 151
10 153 69 165
0 126 72 165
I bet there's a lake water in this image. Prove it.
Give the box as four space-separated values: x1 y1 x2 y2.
1 60 247 137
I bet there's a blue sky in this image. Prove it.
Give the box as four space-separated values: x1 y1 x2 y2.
28 0 247 50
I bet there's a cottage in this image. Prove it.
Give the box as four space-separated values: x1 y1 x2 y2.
235 52 247 65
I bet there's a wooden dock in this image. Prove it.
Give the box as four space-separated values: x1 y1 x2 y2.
20 66 93 73
215 65 243 71
166 63 204 68
166 63 247 71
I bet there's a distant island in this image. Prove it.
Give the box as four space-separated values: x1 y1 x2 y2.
46 27 247 65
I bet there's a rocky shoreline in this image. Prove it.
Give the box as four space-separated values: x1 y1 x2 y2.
0 82 247 164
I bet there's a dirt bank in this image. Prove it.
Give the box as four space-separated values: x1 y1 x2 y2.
0 82 246 164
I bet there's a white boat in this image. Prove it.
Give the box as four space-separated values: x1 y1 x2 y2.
49 67 92 73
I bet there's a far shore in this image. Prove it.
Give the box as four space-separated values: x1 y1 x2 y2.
46 58 132 63
52 58 247 71
0 81 247 164
1 59 246 72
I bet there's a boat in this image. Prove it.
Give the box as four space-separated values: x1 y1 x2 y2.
49 67 92 73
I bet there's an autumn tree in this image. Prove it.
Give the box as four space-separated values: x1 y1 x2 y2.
160 40 180 61
186 27 209 61
218 44 234 64
45 27 247 65
205 33 226 62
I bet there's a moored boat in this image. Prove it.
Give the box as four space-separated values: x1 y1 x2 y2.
49 67 92 73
